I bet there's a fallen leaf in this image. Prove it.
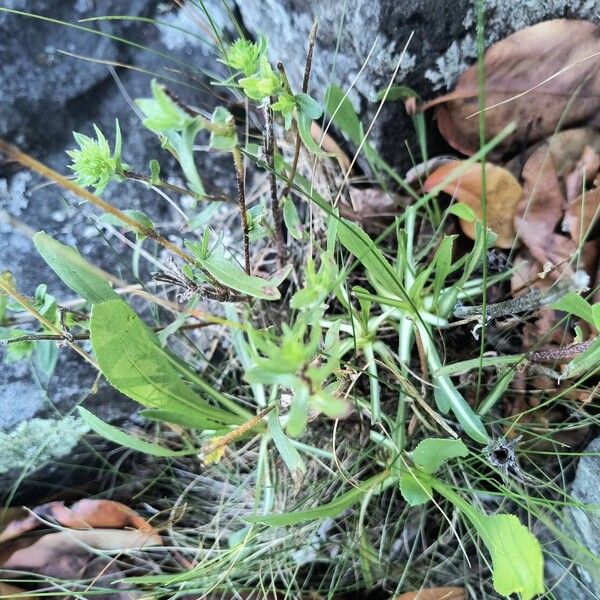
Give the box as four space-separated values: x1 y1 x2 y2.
394 588 465 600
565 145 600 201
311 121 351 175
423 160 522 248
0 499 156 544
514 144 574 275
339 186 405 231
422 20 600 158
1 528 161 578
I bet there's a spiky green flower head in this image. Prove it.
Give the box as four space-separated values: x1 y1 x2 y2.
66 120 127 194
222 36 266 76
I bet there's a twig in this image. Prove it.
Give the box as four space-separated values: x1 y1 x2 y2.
278 21 318 206
264 101 285 266
232 147 251 274
529 338 597 363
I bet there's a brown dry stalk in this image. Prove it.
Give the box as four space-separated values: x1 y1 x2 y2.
529 337 597 363
232 146 251 274
0 138 198 267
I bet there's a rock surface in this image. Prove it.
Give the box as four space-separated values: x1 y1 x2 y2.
1 0 598 493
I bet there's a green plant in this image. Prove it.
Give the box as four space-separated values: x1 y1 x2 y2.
3 5 600 600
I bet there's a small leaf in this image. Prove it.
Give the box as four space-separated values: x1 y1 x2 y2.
149 159 161 185
34 232 119 303
78 407 197 457
447 202 476 222
412 438 469 474
324 84 363 145
296 111 333 158
295 93 323 120
98 209 154 240
268 408 306 480
209 106 237 151
551 292 594 325
399 470 431 506
282 197 303 240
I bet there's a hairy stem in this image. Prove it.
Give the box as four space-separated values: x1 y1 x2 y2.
232 146 251 275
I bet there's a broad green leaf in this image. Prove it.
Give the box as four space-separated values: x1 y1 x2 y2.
282 197 303 240
245 470 389 526
192 244 291 301
209 106 237 151
470 513 544 599
34 232 119 303
78 407 197 457
34 340 58 378
90 300 243 425
412 438 468 474
447 202 477 222
268 408 306 478
435 354 524 376
431 235 456 304
552 292 594 325
399 470 431 506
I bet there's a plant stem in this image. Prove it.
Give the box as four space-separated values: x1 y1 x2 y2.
264 101 286 266
278 20 318 205
232 146 251 274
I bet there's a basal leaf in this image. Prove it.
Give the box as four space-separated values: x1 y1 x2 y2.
412 438 468 474
34 232 119 303
470 513 544 600
551 292 594 325
399 470 431 506
324 84 363 145
78 407 198 457
296 111 333 158
90 300 243 425
268 408 306 479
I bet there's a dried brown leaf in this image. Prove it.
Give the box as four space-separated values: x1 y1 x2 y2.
339 186 405 231
565 145 600 201
563 185 600 244
423 160 522 248
422 20 600 158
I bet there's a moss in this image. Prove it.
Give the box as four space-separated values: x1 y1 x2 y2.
426 0 598 90
0 416 89 475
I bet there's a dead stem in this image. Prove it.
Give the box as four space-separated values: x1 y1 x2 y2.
232 146 251 274
529 337 597 363
278 20 318 208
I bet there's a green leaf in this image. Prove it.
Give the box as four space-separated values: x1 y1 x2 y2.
34 340 58 378
209 106 237 151
562 336 600 380
552 292 594 325
282 197 303 240
296 93 322 120
188 242 291 301
98 209 154 240
324 84 363 145
268 408 306 479
136 80 193 132
411 438 468 474
447 202 477 222
399 470 431 506
245 470 389 526
336 218 404 298
90 300 243 425
78 407 197 457
34 232 119 303
477 369 515 416
470 513 544 599
139 408 225 431
149 159 161 185
592 303 600 330
296 111 333 158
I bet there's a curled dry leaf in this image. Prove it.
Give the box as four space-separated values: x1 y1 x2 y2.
1 528 162 577
339 186 405 232
0 499 157 544
423 160 522 248
563 183 600 244
422 20 600 158
394 588 465 600
565 145 600 201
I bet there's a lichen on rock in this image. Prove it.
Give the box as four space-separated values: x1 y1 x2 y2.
0 416 89 475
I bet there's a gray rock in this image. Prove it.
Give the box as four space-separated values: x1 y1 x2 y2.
559 436 600 598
